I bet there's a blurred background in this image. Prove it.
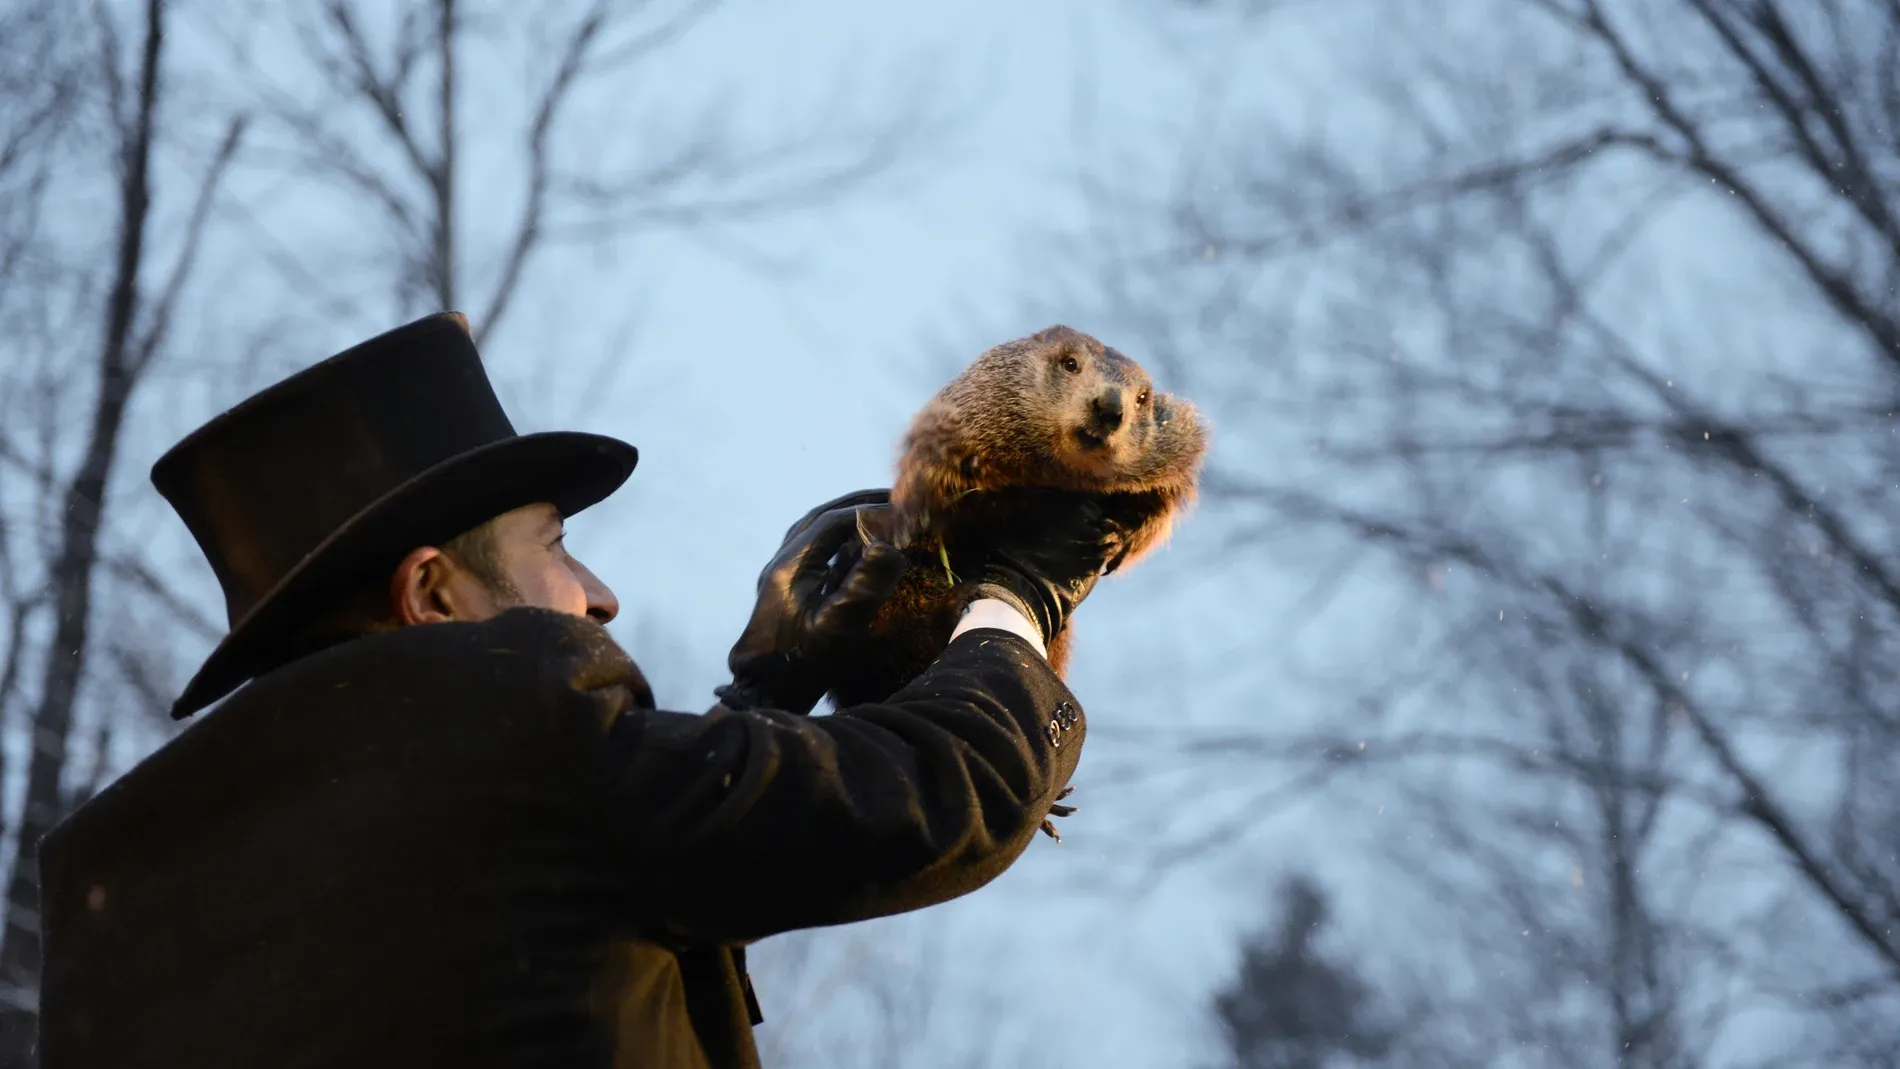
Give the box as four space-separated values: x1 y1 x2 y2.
4 0 1899 1066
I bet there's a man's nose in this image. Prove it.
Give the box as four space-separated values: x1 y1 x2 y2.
1090 389 1124 430
576 559 619 624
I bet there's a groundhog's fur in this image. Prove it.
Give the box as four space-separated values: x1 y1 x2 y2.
824 324 1209 709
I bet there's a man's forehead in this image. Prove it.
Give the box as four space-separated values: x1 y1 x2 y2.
499 501 563 533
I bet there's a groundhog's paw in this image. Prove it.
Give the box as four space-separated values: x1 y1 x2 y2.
1039 784 1079 843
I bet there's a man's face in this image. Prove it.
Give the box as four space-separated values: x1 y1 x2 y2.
432 502 620 624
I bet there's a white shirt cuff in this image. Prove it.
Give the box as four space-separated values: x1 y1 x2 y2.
949 598 1047 659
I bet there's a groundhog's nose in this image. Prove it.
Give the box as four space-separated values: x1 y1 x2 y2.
1089 390 1124 431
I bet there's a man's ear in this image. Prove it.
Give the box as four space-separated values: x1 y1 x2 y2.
389 545 473 625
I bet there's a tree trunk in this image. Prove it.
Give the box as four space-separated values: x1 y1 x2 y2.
0 0 165 1061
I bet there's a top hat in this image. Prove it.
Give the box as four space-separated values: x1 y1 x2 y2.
151 312 637 719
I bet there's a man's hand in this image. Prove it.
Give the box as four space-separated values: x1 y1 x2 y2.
716 489 904 715
948 489 1128 647
774 488 890 548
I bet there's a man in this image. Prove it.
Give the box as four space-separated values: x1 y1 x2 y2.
31 313 1125 1068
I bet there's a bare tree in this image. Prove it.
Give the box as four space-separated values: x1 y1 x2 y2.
0 3 79 304
0 0 248 1061
192 0 948 351
1070 1 1900 1065
0 0 86 747
1206 873 1462 1069
747 915 1060 1069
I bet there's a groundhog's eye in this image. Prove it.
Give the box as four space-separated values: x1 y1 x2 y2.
1137 389 1151 406
1060 355 1080 374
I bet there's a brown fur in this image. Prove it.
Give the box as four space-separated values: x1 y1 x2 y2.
825 324 1209 709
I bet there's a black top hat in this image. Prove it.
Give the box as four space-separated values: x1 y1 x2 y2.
152 312 637 719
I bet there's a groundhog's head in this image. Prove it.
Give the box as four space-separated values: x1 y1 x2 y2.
890 324 1208 561
956 324 1207 495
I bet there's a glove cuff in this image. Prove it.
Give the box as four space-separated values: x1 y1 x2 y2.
712 678 766 711
966 578 1053 644
714 672 824 717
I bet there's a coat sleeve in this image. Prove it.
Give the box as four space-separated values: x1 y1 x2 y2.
548 615 1087 945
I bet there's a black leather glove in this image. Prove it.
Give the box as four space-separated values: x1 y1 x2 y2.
715 490 902 715
774 488 890 547
946 488 1127 646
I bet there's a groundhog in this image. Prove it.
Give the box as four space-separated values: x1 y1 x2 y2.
823 324 1209 710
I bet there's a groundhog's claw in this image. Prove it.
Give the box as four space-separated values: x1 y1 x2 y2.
1039 784 1078 842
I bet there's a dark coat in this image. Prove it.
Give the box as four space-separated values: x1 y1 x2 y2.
34 607 1086 1069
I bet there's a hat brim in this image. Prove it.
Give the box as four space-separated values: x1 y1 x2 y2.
167 430 637 719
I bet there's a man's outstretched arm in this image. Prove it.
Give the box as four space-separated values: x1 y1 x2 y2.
572 603 1084 946
556 485 1118 945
